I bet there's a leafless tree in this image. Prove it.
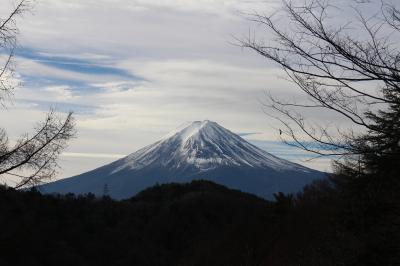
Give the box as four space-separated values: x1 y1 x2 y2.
0 0 75 188
240 0 400 164
1 0 36 104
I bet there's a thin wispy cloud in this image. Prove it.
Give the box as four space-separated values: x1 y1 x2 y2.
1 0 345 180
17 49 138 78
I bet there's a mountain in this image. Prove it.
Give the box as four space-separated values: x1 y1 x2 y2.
40 120 325 199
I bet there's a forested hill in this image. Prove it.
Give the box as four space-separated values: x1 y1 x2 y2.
0 179 398 266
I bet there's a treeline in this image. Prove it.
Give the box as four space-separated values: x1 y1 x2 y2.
0 175 398 266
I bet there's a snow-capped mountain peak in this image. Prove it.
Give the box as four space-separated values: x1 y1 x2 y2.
162 120 217 143
112 120 311 173
40 120 324 200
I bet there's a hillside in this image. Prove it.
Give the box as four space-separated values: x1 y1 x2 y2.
40 121 324 199
1 178 398 266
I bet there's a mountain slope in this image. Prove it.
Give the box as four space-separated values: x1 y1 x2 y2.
40 121 325 199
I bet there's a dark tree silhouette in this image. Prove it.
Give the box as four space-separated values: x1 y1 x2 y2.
241 6 400 261
240 0 400 172
0 0 75 188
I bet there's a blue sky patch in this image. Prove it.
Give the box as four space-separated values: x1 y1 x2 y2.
20 74 105 96
16 48 139 79
18 99 99 115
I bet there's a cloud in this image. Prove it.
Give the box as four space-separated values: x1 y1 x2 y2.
16 56 122 84
43 86 77 100
35 0 280 18
238 132 262 137
62 152 126 159
15 49 141 84
1 0 346 182
17 0 277 67
69 59 293 133
16 49 137 78
90 81 141 93
248 140 334 172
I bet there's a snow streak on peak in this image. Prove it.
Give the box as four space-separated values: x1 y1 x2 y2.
161 120 215 142
112 121 312 174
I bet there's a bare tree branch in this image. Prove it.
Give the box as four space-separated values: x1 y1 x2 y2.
241 0 400 159
0 1 76 188
0 0 32 105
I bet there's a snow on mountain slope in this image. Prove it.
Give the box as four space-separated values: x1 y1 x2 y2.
40 121 325 199
112 120 310 173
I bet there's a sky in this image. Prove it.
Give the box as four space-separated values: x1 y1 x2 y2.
0 0 356 185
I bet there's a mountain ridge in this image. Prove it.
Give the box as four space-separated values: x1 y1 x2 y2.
40 121 325 199
113 120 311 173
